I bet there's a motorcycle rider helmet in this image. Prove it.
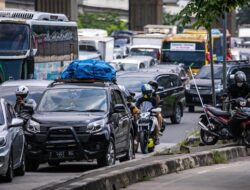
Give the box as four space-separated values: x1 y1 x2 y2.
235 71 246 83
141 84 153 99
148 80 158 91
16 85 29 98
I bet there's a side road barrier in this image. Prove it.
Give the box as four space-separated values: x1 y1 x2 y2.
35 146 249 190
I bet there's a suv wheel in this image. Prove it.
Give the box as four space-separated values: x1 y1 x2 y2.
188 106 195 112
170 104 182 124
97 138 116 167
14 152 25 176
120 133 134 162
26 157 40 171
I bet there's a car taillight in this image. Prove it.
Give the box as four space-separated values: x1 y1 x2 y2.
157 52 160 60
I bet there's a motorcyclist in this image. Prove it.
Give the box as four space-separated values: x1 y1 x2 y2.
136 84 160 144
227 71 250 99
148 80 165 133
14 85 37 121
227 71 250 139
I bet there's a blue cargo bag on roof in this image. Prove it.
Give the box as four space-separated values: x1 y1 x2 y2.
61 59 116 81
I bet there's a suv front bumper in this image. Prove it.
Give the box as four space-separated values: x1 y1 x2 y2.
25 126 110 163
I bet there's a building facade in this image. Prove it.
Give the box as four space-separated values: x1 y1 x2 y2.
5 0 34 10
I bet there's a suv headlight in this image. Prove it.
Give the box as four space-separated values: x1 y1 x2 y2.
86 119 105 133
0 131 7 147
27 120 40 133
215 84 223 92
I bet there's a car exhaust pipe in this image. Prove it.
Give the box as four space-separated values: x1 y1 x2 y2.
198 121 219 137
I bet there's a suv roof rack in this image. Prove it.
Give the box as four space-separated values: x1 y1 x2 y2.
49 78 117 87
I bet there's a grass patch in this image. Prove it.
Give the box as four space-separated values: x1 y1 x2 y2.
140 176 152 182
212 151 227 164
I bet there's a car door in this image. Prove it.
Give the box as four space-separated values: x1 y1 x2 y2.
112 90 131 152
6 103 24 169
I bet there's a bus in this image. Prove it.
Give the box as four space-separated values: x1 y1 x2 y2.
161 32 208 73
0 10 78 82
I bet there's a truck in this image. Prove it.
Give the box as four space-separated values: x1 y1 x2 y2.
78 36 114 62
143 25 177 35
238 25 250 47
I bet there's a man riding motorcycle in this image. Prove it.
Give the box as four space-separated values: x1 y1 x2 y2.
136 84 160 144
227 71 250 139
14 85 37 122
148 80 164 133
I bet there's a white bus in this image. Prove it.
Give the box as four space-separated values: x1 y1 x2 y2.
0 10 78 82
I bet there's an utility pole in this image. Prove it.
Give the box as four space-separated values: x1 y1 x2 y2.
209 29 216 106
223 12 228 93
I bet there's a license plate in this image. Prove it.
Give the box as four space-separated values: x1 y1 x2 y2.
55 151 65 159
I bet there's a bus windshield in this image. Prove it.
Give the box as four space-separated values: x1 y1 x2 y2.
0 23 29 51
161 51 205 68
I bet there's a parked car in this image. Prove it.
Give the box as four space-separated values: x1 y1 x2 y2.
0 98 25 182
0 80 53 106
185 60 250 112
117 71 186 124
25 80 134 171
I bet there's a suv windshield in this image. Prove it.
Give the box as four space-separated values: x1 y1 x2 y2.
130 48 159 58
38 88 108 112
195 65 227 79
117 76 152 92
0 23 29 51
0 105 4 125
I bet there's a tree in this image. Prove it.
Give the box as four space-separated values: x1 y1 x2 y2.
237 5 250 26
77 12 128 35
175 0 250 106
175 0 250 30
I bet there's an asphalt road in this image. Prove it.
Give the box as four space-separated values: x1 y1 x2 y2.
124 157 250 190
0 108 203 190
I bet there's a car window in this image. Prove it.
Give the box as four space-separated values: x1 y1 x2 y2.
0 105 4 125
5 103 14 123
38 88 108 112
112 90 125 105
157 75 173 89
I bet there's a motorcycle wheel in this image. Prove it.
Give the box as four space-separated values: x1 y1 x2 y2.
139 131 148 154
200 129 218 145
243 127 250 148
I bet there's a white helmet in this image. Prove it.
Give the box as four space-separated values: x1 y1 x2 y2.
16 85 29 98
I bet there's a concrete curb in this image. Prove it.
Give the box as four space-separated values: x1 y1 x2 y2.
36 146 249 190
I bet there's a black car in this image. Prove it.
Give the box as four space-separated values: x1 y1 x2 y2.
25 80 134 171
117 71 186 124
185 61 250 112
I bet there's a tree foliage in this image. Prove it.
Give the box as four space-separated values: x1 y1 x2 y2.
237 5 250 25
77 12 127 35
175 0 250 29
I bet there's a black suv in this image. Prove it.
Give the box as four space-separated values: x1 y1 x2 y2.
185 61 250 112
117 70 186 124
25 81 134 171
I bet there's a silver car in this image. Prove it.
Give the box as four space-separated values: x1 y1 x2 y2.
0 98 25 182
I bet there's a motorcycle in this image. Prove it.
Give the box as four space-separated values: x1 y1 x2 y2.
137 106 162 154
198 97 250 147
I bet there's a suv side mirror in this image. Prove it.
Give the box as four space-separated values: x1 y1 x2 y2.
181 76 188 81
114 104 126 113
10 118 23 128
157 86 164 92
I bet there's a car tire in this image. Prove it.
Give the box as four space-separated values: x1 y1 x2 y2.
97 138 116 167
48 161 60 167
120 133 134 162
14 152 25 176
26 157 40 172
170 104 182 124
3 152 14 182
188 106 195 112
